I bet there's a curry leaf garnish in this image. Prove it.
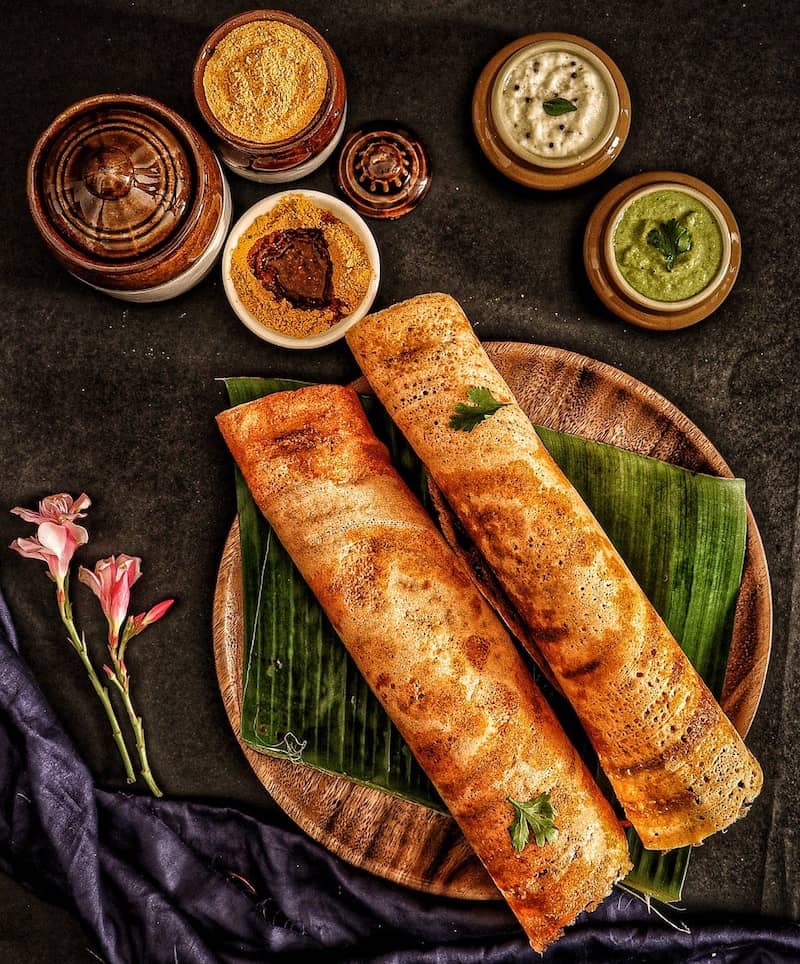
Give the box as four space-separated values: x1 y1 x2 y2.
449 387 510 432
543 97 577 116
646 219 693 272
508 793 559 852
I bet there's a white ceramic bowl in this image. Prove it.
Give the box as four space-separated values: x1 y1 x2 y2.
491 39 619 170
222 189 380 349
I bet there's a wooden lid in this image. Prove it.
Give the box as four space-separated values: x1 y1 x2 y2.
334 123 431 219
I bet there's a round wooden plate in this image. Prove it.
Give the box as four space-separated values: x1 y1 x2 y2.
213 342 772 900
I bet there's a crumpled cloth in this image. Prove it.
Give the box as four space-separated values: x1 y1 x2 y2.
1 588 798 964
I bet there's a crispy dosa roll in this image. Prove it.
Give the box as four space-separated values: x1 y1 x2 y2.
217 384 630 952
346 294 762 850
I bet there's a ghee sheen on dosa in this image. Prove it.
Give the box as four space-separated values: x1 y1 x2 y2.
217 385 630 952
346 294 762 850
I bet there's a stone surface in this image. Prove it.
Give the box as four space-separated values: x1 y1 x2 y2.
1 0 797 957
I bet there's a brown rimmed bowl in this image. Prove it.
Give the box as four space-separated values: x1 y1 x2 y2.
584 171 742 330
472 32 631 190
193 9 347 183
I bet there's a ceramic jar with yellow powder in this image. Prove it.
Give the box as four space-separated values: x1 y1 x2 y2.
193 10 347 182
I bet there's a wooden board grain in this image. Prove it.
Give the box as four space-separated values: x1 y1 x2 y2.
212 342 772 900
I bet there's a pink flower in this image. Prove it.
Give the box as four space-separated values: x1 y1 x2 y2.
139 598 175 627
11 493 90 545
10 520 88 587
78 554 142 641
9 492 92 587
126 598 175 638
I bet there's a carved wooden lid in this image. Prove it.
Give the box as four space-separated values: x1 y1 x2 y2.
34 98 196 262
334 123 431 219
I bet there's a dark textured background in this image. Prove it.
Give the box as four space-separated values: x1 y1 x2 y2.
1 0 798 959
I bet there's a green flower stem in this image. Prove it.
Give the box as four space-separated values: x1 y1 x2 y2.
56 587 136 784
107 644 162 798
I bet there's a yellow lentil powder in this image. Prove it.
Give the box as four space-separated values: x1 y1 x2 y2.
203 20 328 144
230 195 372 339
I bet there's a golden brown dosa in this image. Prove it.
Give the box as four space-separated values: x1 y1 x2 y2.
217 384 630 952
346 293 762 850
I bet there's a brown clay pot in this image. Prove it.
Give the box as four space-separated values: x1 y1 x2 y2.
27 93 231 302
472 32 631 190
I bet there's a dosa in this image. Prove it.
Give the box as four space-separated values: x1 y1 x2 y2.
217 384 630 951
346 293 762 850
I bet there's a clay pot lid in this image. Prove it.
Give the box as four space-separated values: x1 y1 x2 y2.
583 171 741 331
31 95 196 263
334 123 431 219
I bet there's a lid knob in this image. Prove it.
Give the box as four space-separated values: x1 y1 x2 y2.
355 140 410 193
82 146 135 199
335 123 431 219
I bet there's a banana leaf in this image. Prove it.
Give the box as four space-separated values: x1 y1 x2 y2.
223 377 747 902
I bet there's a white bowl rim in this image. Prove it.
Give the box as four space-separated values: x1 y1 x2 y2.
491 38 620 169
605 181 732 313
222 189 380 349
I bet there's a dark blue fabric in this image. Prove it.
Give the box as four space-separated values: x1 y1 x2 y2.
1 588 798 964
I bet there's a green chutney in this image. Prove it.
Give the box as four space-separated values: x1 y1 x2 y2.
613 190 723 302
